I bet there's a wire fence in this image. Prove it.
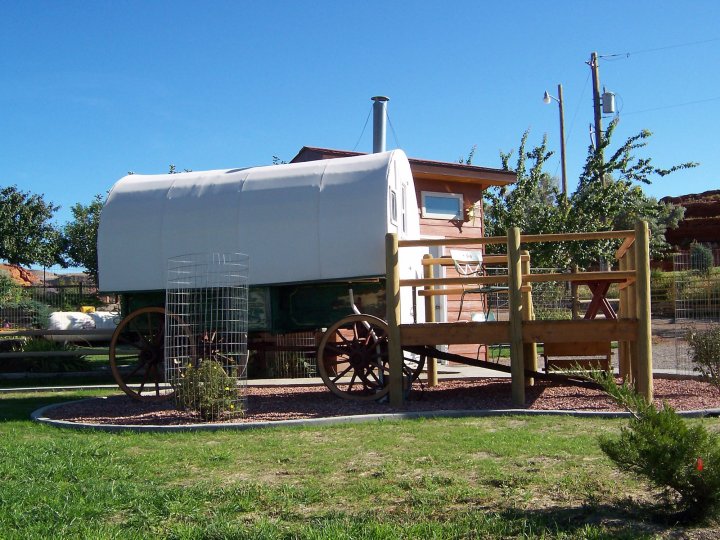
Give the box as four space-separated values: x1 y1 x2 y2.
668 247 720 373
0 284 107 329
165 252 249 419
264 332 318 379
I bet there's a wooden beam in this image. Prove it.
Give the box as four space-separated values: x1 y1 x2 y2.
420 254 530 266
627 246 638 383
521 250 538 385
400 236 507 248
519 230 634 243
524 271 635 284
398 319 638 346
400 229 634 249
423 253 438 387
634 221 653 402
615 236 636 260
399 321 511 345
507 227 525 407
522 319 638 343
401 275 509 287
385 233 404 407
618 252 630 379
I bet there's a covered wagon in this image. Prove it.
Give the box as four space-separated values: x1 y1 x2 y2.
98 150 427 400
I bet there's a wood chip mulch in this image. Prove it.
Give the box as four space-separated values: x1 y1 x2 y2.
42 377 720 426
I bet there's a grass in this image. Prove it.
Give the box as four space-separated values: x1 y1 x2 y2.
1 390 719 538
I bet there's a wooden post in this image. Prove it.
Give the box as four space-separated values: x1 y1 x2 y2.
634 221 653 402
385 233 404 406
423 254 438 386
618 253 630 379
521 250 537 385
507 227 525 407
570 263 579 320
627 244 637 384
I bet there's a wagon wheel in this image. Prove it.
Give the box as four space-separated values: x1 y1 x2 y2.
109 307 173 402
317 314 426 401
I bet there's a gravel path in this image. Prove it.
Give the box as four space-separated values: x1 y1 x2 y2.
44 376 720 426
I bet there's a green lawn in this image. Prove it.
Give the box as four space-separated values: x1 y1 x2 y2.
1 390 718 539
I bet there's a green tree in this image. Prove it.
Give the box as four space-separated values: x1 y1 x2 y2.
483 121 693 269
483 131 566 266
566 119 692 267
63 194 104 284
0 185 61 266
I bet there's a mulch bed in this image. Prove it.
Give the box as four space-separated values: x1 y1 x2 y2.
42 377 720 426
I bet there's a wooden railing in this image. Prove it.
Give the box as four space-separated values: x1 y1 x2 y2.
385 222 653 407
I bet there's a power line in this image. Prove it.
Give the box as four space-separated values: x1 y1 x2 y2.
599 37 720 60
551 70 591 179
622 95 720 116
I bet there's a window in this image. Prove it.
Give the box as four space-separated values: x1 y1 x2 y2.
401 185 407 233
389 188 398 224
421 192 463 219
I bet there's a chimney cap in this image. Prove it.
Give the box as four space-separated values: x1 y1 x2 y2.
371 96 389 102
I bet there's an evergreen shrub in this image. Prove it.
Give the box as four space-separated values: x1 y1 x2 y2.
593 372 720 522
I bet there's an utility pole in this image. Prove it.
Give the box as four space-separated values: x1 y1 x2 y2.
543 84 568 196
589 51 605 185
557 83 568 196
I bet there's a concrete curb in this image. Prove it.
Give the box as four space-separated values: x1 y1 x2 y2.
31 398 720 434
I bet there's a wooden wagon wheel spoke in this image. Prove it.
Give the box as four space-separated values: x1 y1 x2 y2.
110 307 173 402
364 368 382 385
317 314 392 401
325 342 352 356
346 372 359 391
126 359 147 379
318 313 424 401
331 363 354 382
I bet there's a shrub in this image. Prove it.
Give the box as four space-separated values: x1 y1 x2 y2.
690 242 714 277
0 271 24 304
591 372 720 522
173 359 241 421
688 325 720 389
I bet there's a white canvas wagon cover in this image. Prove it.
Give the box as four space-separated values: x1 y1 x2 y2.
98 150 420 292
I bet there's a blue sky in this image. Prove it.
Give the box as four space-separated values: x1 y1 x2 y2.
1 0 718 235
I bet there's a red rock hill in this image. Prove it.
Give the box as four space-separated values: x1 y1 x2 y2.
662 189 720 248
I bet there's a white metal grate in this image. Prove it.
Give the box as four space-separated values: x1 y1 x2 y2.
165 253 249 420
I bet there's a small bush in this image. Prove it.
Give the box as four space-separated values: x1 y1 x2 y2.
173 359 241 421
690 242 714 277
0 271 24 304
688 325 720 388
591 372 720 522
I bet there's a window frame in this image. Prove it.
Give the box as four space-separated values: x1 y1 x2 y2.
420 191 463 220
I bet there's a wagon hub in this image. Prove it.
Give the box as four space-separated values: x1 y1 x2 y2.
139 346 162 366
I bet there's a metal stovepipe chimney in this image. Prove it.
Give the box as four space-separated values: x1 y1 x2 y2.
371 96 389 153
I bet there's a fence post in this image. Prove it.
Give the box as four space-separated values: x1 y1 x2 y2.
571 264 579 320
423 254 438 386
507 227 525 407
627 245 637 383
634 221 653 402
520 250 537 385
618 252 630 380
386 233 404 406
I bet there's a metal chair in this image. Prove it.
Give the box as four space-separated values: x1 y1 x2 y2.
450 249 485 320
